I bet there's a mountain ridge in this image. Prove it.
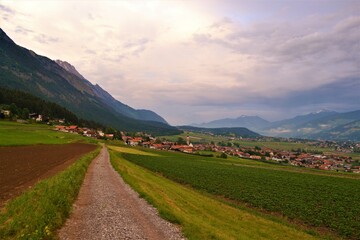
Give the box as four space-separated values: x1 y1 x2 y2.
0 28 177 135
193 115 269 131
191 110 360 140
178 125 260 138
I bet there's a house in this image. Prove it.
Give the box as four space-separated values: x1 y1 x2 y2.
97 130 105 137
1 110 10 116
250 155 261 160
141 141 151 147
171 145 194 153
36 115 43 122
129 138 142 146
67 125 78 133
150 144 164 150
84 130 97 138
105 134 114 139
55 125 67 132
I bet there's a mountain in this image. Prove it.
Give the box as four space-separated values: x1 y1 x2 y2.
0 28 178 135
90 82 167 124
193 115 270 131
262 110 338 137
178 126 260 138
55 59 167 123
262 110 360 140
0 87 104 129
191 110 360 140
309 119 360 141
55 60 86 80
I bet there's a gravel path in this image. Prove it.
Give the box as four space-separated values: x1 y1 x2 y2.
58 145 184 240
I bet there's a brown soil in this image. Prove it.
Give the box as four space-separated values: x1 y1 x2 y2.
0 143 97 207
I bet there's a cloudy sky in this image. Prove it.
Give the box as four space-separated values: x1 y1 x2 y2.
1 0 359 125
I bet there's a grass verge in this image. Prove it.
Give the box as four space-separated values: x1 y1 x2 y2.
109 149 317 240
0 145 101 240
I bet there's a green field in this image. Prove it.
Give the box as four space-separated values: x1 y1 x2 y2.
161 131 333 152
110 148 317 240
0 120 94 146
119 147 360 239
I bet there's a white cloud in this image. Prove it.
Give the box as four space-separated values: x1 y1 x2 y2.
1 0 359 125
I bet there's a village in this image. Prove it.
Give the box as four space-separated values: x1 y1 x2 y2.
126 135 360 173
53 123 360 174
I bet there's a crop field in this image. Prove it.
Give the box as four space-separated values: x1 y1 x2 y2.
0 147 100 239
120 148 360 239
0 120 90 146
110 149 316 240
0 143 97 206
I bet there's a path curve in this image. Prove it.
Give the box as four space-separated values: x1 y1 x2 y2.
58 145 184 240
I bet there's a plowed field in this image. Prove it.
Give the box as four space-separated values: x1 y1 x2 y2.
0 143 97 207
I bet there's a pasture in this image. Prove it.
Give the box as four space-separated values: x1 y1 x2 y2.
0 120 90 146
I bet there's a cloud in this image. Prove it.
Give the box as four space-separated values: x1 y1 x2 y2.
0 4 14 14
1 1 359 125
0 3 15 21
123 37 152 57
15 25 33 35
33 34 59 44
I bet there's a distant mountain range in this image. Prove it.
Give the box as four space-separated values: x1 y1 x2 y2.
0 28 179 135
192 110 360 141
193 115 270 129
178 126 260 138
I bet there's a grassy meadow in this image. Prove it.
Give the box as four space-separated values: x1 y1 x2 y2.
111 145 360 239
0 120 94 146
110 147 317 240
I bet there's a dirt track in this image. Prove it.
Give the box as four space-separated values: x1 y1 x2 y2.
58 146 184 240
0 143 97 207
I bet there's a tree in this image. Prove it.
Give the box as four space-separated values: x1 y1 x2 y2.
177 137 186 145
9 103 18 118
20 108 29 119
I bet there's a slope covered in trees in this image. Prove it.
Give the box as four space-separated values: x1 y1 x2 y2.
0 87 104 129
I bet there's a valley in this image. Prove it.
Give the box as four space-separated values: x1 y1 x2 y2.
0 3 359 239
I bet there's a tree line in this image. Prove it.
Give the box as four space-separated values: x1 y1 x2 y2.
0 87 104 129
